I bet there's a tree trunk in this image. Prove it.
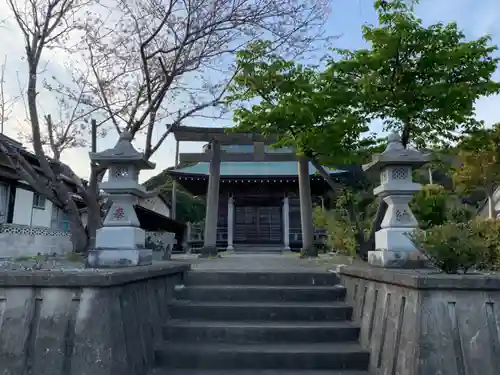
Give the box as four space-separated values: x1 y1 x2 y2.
401 123 411 148
298 155 316 257
308 157 370 259
85 161 102 250
362 198 387 259
68 213 89 253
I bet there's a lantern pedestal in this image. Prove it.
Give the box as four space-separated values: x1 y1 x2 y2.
369 228 423 268
87 248 152 268
95 226 146 249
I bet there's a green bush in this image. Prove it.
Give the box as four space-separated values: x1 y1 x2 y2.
313 206 357 257
470 218 500 271
410 184 449 229
447 203 475 224
410 184 477 229
408 222 490 274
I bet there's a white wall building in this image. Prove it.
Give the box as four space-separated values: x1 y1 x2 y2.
0 181 73 259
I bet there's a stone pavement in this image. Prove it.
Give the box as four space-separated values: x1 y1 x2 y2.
171 252 355 273
0 252 354 273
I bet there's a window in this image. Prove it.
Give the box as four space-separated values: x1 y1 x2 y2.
32 193 46 209
51 206 70 232
59 212 71 232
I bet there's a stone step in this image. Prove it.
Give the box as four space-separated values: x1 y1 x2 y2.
174 284 346 302
233 245 284 253
150 369 370 375
163 319 360 343
168 301 353 321
184 271 339 286
155 342 370 370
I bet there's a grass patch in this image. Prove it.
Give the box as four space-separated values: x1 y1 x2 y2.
65 252 85 263
13 255 38 262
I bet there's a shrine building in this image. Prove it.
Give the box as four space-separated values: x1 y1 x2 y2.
168 127 354 254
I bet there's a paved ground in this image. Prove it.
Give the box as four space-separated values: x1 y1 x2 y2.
0 252 357 272
0 257 84 271
172 252 357 273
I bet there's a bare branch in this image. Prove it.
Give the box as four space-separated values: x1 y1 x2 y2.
0 56 18 133
66 0 330 160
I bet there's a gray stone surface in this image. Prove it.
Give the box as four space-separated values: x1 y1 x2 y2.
178 252 353 273
86 248 153 268
340 265 500 289
158 269 369 373
339 265 500 375
0 263 189 375
0 262 189 287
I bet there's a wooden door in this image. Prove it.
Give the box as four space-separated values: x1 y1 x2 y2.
235 206 282 244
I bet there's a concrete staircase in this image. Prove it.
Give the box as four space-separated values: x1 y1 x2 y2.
152 271 370 374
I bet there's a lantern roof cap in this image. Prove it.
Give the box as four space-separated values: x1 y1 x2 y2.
363 131 430 172
89 131 156 169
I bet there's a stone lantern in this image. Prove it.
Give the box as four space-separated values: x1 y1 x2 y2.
86 131 156 268
363 132 430 268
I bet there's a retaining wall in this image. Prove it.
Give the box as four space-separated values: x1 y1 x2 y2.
0 262 189 375
339 266 500 375
0 224 72 258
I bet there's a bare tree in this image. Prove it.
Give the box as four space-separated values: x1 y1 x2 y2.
72 0 331 158
2 0 104 253
0 56 17 133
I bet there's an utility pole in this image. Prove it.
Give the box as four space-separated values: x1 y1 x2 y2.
91 119 97 153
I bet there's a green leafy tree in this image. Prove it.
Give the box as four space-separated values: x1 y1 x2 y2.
453 124 500 218
227 41 380 258
410 184 449 229
227 0 500 257
143 170 206 223
227 40 377 167
340 0 500 148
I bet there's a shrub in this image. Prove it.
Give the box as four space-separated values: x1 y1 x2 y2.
408 222 490 274
410 184 449 229
313 205 357 257
470 218 500 271
447 203 475 224
327 217 357 257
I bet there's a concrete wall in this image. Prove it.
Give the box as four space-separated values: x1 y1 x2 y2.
0 224 72 258
0 263 189 375
339 266 500 375
12 187 54 227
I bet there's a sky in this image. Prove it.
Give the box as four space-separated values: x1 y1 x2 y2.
1 0 500 182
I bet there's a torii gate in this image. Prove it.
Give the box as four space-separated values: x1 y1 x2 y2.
172 126 314 257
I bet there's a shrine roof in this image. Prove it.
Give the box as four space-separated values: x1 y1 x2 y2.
169 161 346 178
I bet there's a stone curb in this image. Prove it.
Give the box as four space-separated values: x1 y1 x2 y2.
339 265 500 290
0 262 190 287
